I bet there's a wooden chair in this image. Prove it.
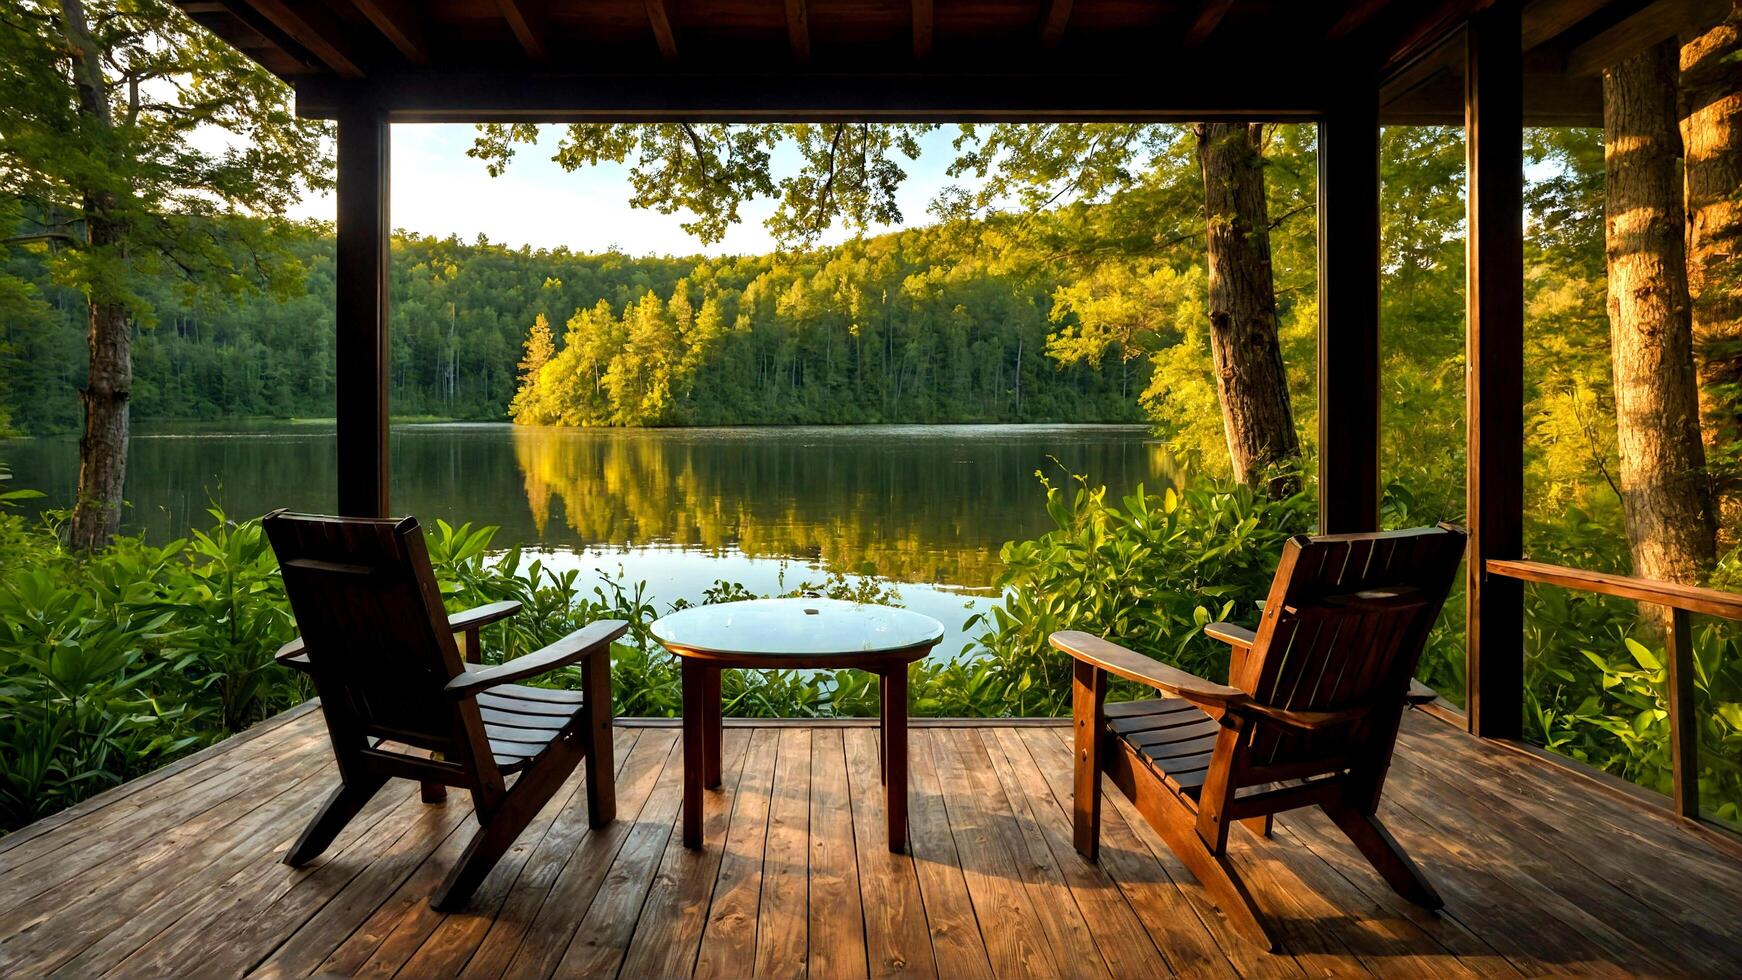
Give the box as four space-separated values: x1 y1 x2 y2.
263 510 626 911
1054 523 1466 951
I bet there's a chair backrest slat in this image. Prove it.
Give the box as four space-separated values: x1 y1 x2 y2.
1241 524 1465 774
265 511 495 784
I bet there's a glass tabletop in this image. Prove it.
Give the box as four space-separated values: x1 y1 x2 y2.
650 598 945 658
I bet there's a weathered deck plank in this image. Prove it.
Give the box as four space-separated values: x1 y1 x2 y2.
1 710 1738 978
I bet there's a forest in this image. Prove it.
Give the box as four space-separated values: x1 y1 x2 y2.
0 223 1143 434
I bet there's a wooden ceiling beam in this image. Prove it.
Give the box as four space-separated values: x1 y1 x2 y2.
1567 0 1728 76
1182 0 1235 49
352 0 429 65
496 0 549 63
246 0 365 77
1039 0 1072 50
1520 0 1613 50
786 0 811 64
645 0 680 63
913 0 934 60
1325 0 1393 41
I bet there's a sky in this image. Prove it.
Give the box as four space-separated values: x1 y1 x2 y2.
289 125 975 258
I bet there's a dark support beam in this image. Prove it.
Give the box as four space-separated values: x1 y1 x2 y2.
646 0 680 62
1566 0 1728 76
1183 0 1235 48
913 0 934 60
1520 0 1610 50
1464 1 1525 739
496 0 549 63
334 107 391 519
353 0 430 65
1317 89 1382 534
1039 0 1072 50
294 71 1329 122
249 0 364 77
785 0 811 64
1326 0 1393 41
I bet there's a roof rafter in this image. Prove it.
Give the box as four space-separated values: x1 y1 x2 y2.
1325 0 1393 41
1182 0 1236 48
645 0 681 62
353 0 430 65
1039 0 1072 50
786 0 811 64
1566 0 1727 75
246 0 364 77
495 0 549 63
913 0 934 60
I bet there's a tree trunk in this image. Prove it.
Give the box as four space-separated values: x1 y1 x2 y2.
1681 4 1742 547
1194 122 1301 494
1604 40 1718 585
61 0 131 551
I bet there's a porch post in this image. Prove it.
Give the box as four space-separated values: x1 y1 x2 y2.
1317 87 1382 534
1464 2 1525 739
334 103 391 518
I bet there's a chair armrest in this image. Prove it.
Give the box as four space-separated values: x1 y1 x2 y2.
1050 631 1247 707
1406 679 1440 705
1232 701 1371 732
276 637 311 673
445 619 628 698
448 600 522 633
1204 622 1256 650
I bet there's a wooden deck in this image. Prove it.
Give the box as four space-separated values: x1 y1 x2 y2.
2 706 1739 978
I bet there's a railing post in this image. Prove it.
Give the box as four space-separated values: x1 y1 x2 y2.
1664 607 1698 818
1464 1 1525 739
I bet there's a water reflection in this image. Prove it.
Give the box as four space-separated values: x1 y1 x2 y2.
1 423 1179 589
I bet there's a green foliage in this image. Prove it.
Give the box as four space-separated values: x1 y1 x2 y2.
966 468 1318 714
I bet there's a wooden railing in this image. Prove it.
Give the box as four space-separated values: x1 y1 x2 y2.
1486 559 1742 821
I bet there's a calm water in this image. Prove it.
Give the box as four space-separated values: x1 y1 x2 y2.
0 423 1177 656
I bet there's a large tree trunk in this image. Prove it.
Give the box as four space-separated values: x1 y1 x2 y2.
61 0 130 551
1604 40 1718 585
1681 4 1742 548
1194 122 1301 494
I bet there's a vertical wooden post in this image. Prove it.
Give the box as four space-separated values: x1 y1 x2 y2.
335 104 391 518
1664 607 1699 818
1465 3 1525 739
1318 87 1383 534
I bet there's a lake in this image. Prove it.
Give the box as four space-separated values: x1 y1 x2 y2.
0 423 1177 657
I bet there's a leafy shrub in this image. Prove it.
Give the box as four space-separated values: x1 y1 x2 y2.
965 468 1318 714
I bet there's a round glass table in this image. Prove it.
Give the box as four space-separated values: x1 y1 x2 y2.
650 598 945 851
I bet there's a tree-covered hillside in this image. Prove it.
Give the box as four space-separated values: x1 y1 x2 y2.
0 218 1149 434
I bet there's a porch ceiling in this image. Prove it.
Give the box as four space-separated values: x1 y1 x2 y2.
170 0 1709 123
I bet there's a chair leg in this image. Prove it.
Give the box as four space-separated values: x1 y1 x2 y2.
1071 661 1107 861
431 748 578 912
285 773 386 867
1241 814 1274 839
1151 812 1278 952
581 648 617 827
1323 802 1442 910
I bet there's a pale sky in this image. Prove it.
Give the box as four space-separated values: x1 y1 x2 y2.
290 125 975 257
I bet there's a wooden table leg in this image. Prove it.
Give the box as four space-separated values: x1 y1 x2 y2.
681 659 706 849
878 672 889 784
883 665 909 852
703 667 723 788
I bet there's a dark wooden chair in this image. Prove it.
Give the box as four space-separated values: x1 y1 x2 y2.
1054 523 1466 951
263 510 626 911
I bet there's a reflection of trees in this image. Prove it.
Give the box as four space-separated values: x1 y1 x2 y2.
511 426 1180 586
